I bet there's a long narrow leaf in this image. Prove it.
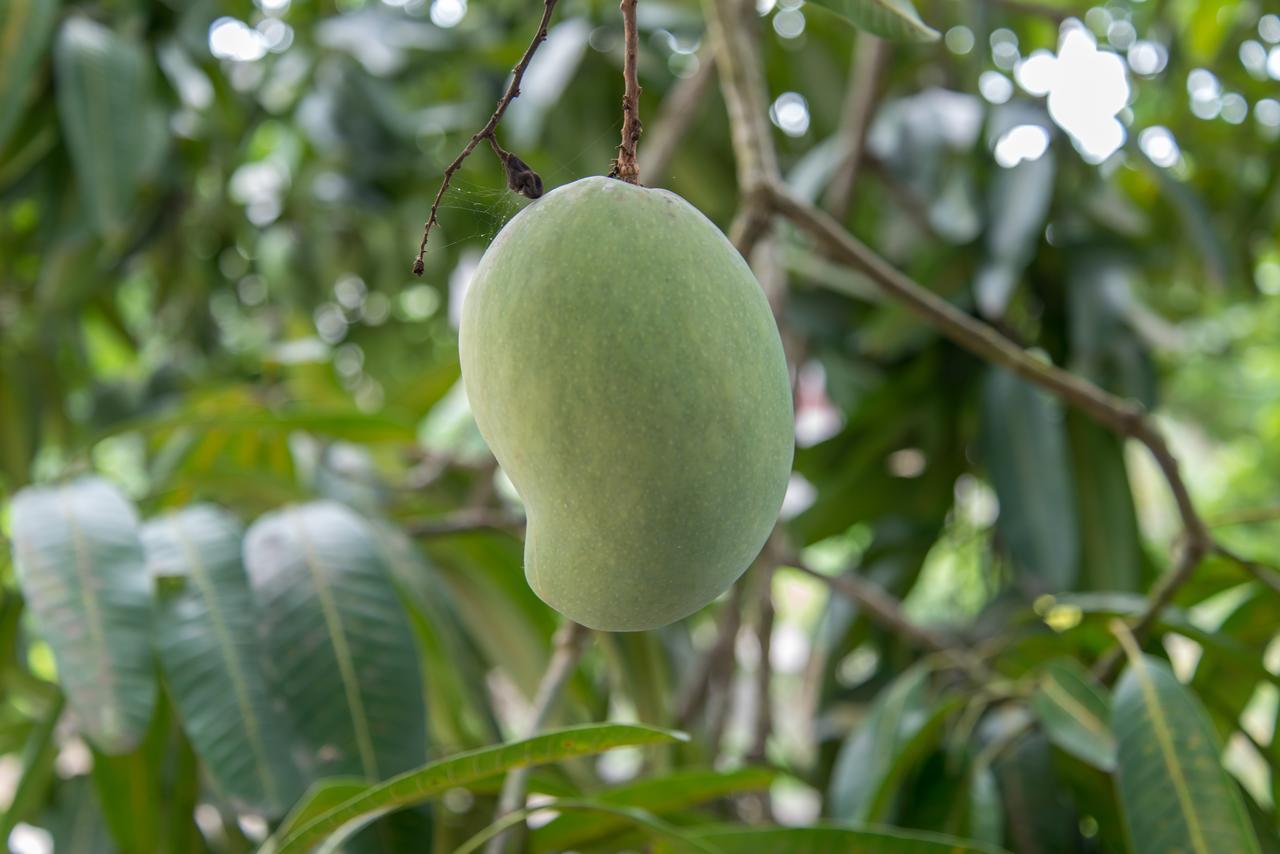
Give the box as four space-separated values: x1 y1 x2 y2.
1031 659 1116 771
9 476 156 752
1112 646 1260 854
652 824 1012 853
54 17 150 237
0 0 59 155
531 767 775 852
244 501 426 782
806 0 940 42
146 504 304 816
270 723 687 854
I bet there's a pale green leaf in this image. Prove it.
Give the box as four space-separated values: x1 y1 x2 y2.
10 476 156 752
806 0 939 43
243 501 426 783
146 504 304 816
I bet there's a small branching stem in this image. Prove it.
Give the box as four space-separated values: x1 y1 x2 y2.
412 1 557 275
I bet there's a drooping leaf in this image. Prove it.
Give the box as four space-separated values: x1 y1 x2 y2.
0 0 59 156
1112 652 1261 854
531 767 776 853
1031 658 1116 771
980 367 1079 593
975 134 1055 318
652 824 1011 853
1065 414 1143 593
0 692 63 841
991 731 1079 854
829 665 955 822
145 504 304 816
269 723 687 854
53 17 151 238
243 501 427 782
9 476 156 752
806 0 940 43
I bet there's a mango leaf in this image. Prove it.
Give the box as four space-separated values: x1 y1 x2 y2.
980 367 1079 593
370 518 499 752
1030 658 1116 771
9 476 156 752
54 17 151 238
806 0 940 43
531 767 776 852
652 824 1011 853
268 723 687 854
243 501 426 782
829 665 959 822
145 504 304 816
991 731 1079 853
1065 414 1143 593
0 0 59 156
1113 652 1261 854
0 692 63 841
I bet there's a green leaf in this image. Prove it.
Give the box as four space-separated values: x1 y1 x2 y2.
0 0 59 156
806 0 940 42
243 501 426 782
1065 414 1143 593
0 692 63 841
991 731 1079 853
1112 652 1261 854
54 17 151 238
269 723 687 854
145 504 304 816
531 767 776 852
458 798 713 854
652 824 1012 853
9 476 156 752
1031 658 1116 771
371 518 499 752
980 367 1079 592
829 665 959 822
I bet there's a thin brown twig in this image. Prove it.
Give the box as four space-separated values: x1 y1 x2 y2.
412 1 557 275
638 50 717 184
763 188 1227 659
486 620 591 854
825 32 889 220
608 0 643 183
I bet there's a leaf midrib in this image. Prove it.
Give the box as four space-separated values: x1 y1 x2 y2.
288 508 380 781
60 490 117 734
1128 656 1208 854
171 516 282 806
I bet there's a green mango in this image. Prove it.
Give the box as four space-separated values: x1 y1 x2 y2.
460 176 794 631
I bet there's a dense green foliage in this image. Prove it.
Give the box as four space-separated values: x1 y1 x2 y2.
2 0 1279 851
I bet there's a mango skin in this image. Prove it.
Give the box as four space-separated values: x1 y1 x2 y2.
460 176 794 631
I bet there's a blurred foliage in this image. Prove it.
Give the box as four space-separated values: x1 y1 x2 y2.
2 0 1280 851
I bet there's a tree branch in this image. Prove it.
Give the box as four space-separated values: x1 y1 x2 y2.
412 1 557 275
764 186 1225 662
486 619 592 854
638 50 717 184
824 32 889 220
608 0 643 184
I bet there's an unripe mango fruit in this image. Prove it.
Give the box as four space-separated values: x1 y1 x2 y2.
460 176 793 631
